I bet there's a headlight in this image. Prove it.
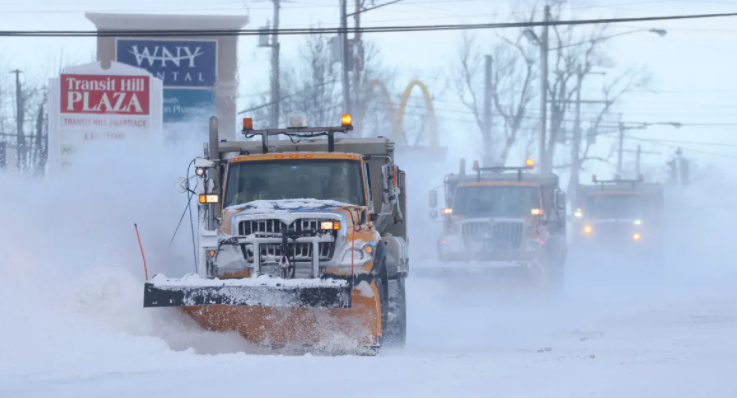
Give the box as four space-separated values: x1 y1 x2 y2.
526 239 544 251
339 242 376 267
634 219 642 225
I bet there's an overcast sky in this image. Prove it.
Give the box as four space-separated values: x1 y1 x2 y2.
1 0 736 175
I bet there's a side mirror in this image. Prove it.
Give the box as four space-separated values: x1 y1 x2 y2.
555 191 566 212
381 163 398 204
175 177 190 193
429 209 438 220
429 189 438 208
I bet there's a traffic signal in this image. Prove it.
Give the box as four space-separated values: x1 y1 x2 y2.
667 159 677 183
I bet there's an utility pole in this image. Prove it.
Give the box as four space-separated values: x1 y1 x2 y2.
635 144 641 176
34 99 45 174
617 114 624 176
539 5 550 173
483 55 493 166
268 0 281 128
569 64 584 207
340 0 351 115
352 0 362 134
12 69 25 170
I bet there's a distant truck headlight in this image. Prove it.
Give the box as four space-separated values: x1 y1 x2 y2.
634 219 642 225
633 233 641 241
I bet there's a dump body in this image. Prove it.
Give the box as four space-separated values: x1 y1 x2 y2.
144 117 409 352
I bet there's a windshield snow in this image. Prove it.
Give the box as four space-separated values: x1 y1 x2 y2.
224 159 366 208
453 185 541 218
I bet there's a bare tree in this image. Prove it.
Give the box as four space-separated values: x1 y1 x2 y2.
451 0 651 196
452 30 537 166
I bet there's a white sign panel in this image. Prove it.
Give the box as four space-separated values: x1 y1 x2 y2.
47 61 163 172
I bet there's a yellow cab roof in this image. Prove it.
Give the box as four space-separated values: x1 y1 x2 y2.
230 152 362 163
458 181 540 188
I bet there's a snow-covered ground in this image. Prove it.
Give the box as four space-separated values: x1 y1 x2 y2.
2 142 737 397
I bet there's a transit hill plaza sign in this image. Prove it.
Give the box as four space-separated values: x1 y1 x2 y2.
86 13 249 140
47 61 163 171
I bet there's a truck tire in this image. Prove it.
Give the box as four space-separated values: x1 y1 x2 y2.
385 276 407 348
374 259 390 349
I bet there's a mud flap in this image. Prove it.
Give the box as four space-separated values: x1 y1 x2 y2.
143 281 352 309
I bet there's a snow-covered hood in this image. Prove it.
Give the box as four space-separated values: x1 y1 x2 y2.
220 199 361 235
228 199 355 214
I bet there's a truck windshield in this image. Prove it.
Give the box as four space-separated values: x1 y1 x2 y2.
224 159 366 207
453 185 541 218
586 194 646 219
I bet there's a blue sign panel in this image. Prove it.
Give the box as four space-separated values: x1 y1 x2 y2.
116 39 217 88
163 89 215 123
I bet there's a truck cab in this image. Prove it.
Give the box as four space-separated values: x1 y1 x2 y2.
573 175 663 255
429 159 567 289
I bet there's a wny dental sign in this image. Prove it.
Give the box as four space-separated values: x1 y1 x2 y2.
47 61 163 171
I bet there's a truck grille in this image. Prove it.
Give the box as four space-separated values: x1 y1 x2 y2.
245 242 335 263
238 219 329 235
462 220 525 250
592 222 634 240
237 218 339 276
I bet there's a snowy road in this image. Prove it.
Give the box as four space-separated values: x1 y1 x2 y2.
3 256 737 398
3 149 737 397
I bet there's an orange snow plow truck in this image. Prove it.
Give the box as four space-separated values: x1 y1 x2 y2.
143 113 408 354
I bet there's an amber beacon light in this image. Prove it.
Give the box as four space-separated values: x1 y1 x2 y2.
342 114 352 126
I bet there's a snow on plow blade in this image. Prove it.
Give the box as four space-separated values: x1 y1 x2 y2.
143 274 352 309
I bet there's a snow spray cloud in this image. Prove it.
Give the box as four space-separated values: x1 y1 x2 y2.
0 128 256 355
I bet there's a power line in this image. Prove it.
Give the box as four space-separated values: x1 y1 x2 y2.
626 136 737 148
0 0 686 15
2 11 737 37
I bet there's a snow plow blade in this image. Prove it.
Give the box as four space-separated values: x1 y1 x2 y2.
143 275 352 309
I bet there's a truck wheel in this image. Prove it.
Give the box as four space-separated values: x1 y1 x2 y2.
385 276 407 348
374 262 390 348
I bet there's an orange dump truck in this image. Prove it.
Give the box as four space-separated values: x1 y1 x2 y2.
426 159 567 290
572 175 664 258
144 113 408 354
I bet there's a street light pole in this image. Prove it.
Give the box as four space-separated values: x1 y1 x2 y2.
268 0 281 129
540 5 550 173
